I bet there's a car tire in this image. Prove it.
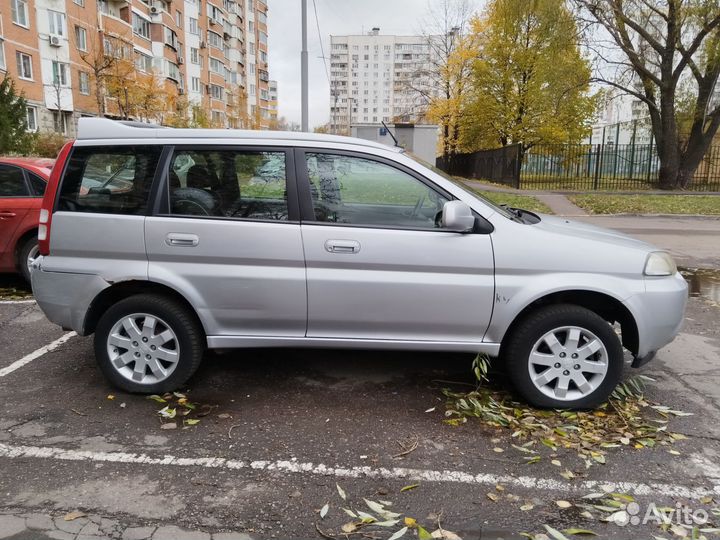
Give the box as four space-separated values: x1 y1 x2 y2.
94 294 205 394
503 304 624 409
18 235 39 285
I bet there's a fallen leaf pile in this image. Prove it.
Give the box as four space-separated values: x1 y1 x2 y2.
315 484 461 539
148 391 211 429
523 492 720 540
443 372 691 468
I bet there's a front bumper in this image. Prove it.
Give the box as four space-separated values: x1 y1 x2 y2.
624 271 688 362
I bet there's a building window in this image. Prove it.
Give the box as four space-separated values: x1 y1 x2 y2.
0 42 5 71
175 10 182 27
208 31 222 49
132 14 151 39
189 17 199 35
210 84 223 100
75 26 87 51
249 83 256 96
259 31 267 45
190 47 200 64
52 61 69 86
79 71 90 94
135 53 152 73
209 57 224 74
26 106 37 131
74 0 84 5
54 111 68 134
16 52 33 80
249 63 255 75
249 20 254 32
164 27 179 49
48 10 66 36
248 42 255 55
167 61 180 81
191 77 201 93
11 0 29 27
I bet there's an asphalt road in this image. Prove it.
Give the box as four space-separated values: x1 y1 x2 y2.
0 271 719 539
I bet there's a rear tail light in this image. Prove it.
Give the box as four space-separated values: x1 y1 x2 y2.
39 141 75 256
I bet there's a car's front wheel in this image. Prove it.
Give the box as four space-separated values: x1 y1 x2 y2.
503 304 624 408
94 294 205 393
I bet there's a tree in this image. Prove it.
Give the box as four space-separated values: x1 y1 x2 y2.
77 31 123 116
0 76 34 154
460 0 596 155
576 0 720 189
413 0 476 159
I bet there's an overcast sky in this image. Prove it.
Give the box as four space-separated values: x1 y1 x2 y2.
267 0 445 129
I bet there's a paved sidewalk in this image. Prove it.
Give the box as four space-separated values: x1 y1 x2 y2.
0 510 252 540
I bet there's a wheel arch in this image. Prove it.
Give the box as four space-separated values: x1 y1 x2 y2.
13 227 38 270
499 289 639 356
83 280 207 337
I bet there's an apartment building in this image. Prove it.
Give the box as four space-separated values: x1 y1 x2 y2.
267 78 276 123
329 27 437 135
0 0 272 137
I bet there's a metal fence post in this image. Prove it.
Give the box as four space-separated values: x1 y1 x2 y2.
514 145 522 189
593 144 602 190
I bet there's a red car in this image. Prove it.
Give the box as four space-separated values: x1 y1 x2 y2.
0 157 54 283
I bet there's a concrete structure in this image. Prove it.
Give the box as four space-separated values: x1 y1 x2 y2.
329 27 438 135
0 0 273 137
351 123 439 163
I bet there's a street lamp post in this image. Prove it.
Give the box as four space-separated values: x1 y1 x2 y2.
301 0 309 132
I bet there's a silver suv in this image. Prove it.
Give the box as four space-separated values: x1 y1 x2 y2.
32 119 687 408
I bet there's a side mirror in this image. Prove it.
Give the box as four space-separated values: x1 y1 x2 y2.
442 200 475 232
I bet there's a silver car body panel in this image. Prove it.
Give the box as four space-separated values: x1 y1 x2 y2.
33 120 687 361
301 224 495 341
145 217 307 337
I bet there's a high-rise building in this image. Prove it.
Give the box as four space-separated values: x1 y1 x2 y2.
0 0 272 136
329 27 437 135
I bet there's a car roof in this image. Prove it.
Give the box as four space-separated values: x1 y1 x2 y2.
0 157 54 178
77 118 401 153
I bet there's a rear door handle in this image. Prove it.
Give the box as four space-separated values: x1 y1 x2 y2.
0 211 17 218
166 233 199 247
325 239 361 254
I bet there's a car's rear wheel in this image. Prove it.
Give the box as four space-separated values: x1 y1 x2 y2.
18 235 39 285
503 304 624 408
94 294 205 393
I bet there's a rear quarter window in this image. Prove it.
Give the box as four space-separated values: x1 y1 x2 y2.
58 146 162 214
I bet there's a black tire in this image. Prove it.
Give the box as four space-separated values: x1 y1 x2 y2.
18 235 38 285
502 304 624 409
94 294 205 394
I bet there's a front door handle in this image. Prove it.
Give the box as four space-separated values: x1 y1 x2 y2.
325 239 361 254
166 233 199 247
0 211 17 218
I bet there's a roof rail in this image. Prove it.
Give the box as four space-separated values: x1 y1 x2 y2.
75 118 402 153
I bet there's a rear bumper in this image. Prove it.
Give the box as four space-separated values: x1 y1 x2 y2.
625 272 687 362
31 260 108 335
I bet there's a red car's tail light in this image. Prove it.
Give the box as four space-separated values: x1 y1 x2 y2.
39 141 74 256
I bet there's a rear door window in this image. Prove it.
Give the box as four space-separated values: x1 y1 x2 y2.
167 149 289 221
0 165 29 197
27 172 47 196
58 146 162 214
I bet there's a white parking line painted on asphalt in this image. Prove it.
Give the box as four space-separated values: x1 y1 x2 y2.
0 299 36 304
0 442 718 500
0 332 77 377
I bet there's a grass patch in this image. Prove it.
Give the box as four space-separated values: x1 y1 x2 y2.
570 194 720 215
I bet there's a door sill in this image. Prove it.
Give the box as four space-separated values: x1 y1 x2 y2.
206 335 500 355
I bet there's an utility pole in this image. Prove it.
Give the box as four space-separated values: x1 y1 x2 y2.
301 0 309 132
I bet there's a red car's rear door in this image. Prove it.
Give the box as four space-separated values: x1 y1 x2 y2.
0 164 33 269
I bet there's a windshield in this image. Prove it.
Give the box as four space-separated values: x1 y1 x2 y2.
405 153 517 220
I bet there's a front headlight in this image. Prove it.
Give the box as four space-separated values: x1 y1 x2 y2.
644 251 677 276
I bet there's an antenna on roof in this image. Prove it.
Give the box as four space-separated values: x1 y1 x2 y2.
382 120 400 148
